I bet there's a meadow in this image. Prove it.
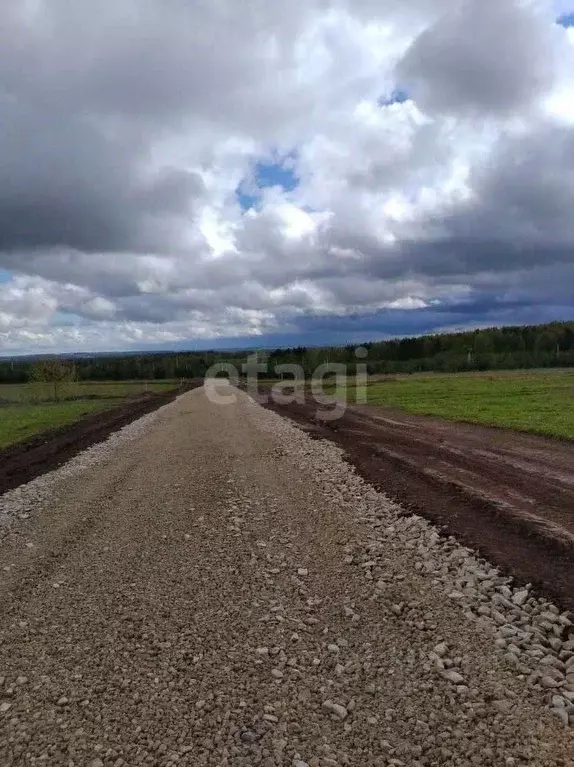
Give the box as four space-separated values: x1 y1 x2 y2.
0 380 180 448
347 369 574 440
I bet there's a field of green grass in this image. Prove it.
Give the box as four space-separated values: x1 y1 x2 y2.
0 380 181 448
349 369 574 440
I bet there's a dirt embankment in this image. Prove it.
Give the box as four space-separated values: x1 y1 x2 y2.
258 388 574 612
0 381 202 496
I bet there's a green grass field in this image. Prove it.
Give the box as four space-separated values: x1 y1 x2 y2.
349 369 574 440
0 380 180 448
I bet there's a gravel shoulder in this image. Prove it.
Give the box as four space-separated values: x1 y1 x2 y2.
0 384 572 766
0 382 201 497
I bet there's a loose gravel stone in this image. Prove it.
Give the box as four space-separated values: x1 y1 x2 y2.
442 670 465 685
323 700 348 720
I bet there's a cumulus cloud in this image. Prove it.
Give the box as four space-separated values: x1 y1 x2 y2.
0 0 573 353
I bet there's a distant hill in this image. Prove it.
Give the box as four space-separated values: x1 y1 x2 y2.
0 321 572 382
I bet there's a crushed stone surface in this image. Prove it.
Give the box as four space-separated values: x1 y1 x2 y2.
0 384 571 766
0 402 171 529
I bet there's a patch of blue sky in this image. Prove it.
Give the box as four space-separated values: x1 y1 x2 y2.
236 149 300 212
254 158 298 193
378 88 410 107
236 190 259 212
0 269 13 284
557 12 574 27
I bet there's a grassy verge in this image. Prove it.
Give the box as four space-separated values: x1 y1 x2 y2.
0 400 120 449
0 380 181 448
350 370 574 440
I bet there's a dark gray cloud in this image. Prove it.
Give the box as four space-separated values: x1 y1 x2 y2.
396 0 556 117
0 98 206 255
0 0 318 131
0 102 135 253
460 121 574 242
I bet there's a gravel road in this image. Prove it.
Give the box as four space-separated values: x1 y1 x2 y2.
0 385 572 766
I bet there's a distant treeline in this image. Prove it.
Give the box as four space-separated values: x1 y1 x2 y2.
0 321 573 383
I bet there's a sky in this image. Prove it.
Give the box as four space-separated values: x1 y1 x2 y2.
1 1 574 355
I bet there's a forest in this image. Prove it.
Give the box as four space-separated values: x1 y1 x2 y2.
0 321 572 383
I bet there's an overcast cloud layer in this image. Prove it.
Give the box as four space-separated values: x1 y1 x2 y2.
1 0 573 353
